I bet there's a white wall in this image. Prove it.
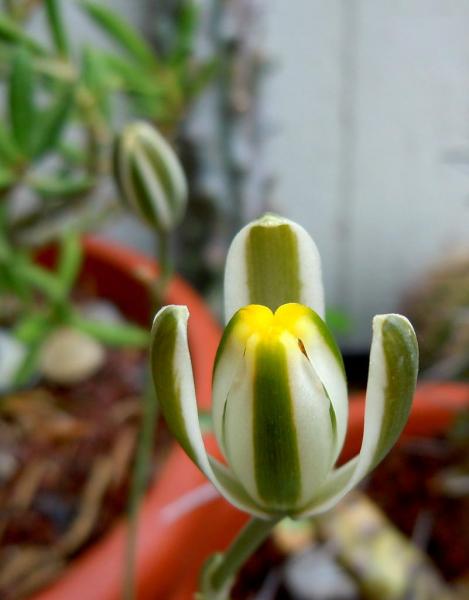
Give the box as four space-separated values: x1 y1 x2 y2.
265 0 469 348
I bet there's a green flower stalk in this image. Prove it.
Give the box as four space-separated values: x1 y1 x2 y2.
113 121 188 598
150 214 419 599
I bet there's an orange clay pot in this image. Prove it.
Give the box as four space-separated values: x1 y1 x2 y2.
32 236 228 600
32 239 469 599
169 382 469 600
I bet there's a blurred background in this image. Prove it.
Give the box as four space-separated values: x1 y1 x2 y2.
24 1 469 352
5 0 469 355
0 1 468 599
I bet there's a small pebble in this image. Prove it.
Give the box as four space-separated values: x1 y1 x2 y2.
39 327 105 386
283 548 358 600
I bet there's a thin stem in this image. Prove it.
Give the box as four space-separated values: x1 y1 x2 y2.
122 372 159 600
151 231 173 310
199 516 281 599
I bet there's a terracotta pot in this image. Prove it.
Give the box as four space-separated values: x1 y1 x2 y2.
32 236 226 600
169 382 469 600
30 244 469 599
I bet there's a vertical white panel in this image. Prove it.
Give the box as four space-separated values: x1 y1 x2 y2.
266 0 469 348
350 0 469 346
264 0 343 307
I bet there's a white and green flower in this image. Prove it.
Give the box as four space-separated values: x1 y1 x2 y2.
150 214 418 518
113 121 187 232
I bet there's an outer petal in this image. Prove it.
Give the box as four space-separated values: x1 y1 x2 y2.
222 330 335 512
224 214 325 323
211 308 255 455
150 305 270 518
297 314 418 517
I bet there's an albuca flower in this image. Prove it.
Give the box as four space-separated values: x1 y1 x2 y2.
113 121 187 232
150 214 418 518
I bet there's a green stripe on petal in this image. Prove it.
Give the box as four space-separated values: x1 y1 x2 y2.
224 214 325 324
140 126 186 220
253 336 301 508
247 223 301 311
129 153 163 228
296 314 418 518
150 305 271 519
373 315 419 465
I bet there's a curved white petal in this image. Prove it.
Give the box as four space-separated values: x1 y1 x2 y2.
222 331 335 512
150 305 270 518
296 314 418 517
224 214 325 323
211 310 249 456
280 304 348 460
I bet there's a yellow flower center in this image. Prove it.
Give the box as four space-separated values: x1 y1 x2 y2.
235 303 310 343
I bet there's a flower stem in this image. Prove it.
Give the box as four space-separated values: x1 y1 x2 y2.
198 516 281 600
122 373 159 600
151 232 172 310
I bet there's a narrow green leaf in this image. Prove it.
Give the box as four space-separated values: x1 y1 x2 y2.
30 174 94 198
0 121 22 164
80 1 157 68
0 13 46 54
0 167 16 191
14 313 52 344
9 46 36 154
81 47 111 118
101 52 157 94
12 340 43 387
70 314 149 347
31 86 74 157
16 259 65 303
45 0 70 56
172 1 198 60
57 233 82 294
123 371 158 600
0 263 30 301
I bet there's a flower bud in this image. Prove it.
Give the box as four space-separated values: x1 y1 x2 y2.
113 121 187 232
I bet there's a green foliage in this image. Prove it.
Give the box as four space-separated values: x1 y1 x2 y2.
9 46 35 154
31 84 75 158
0 0 213 387
80 1 157 69
44 0 70 56
0 0 214 243
0 229 149 385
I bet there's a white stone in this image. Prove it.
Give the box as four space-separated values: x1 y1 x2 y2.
284 548 358 600
39 327 105 386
